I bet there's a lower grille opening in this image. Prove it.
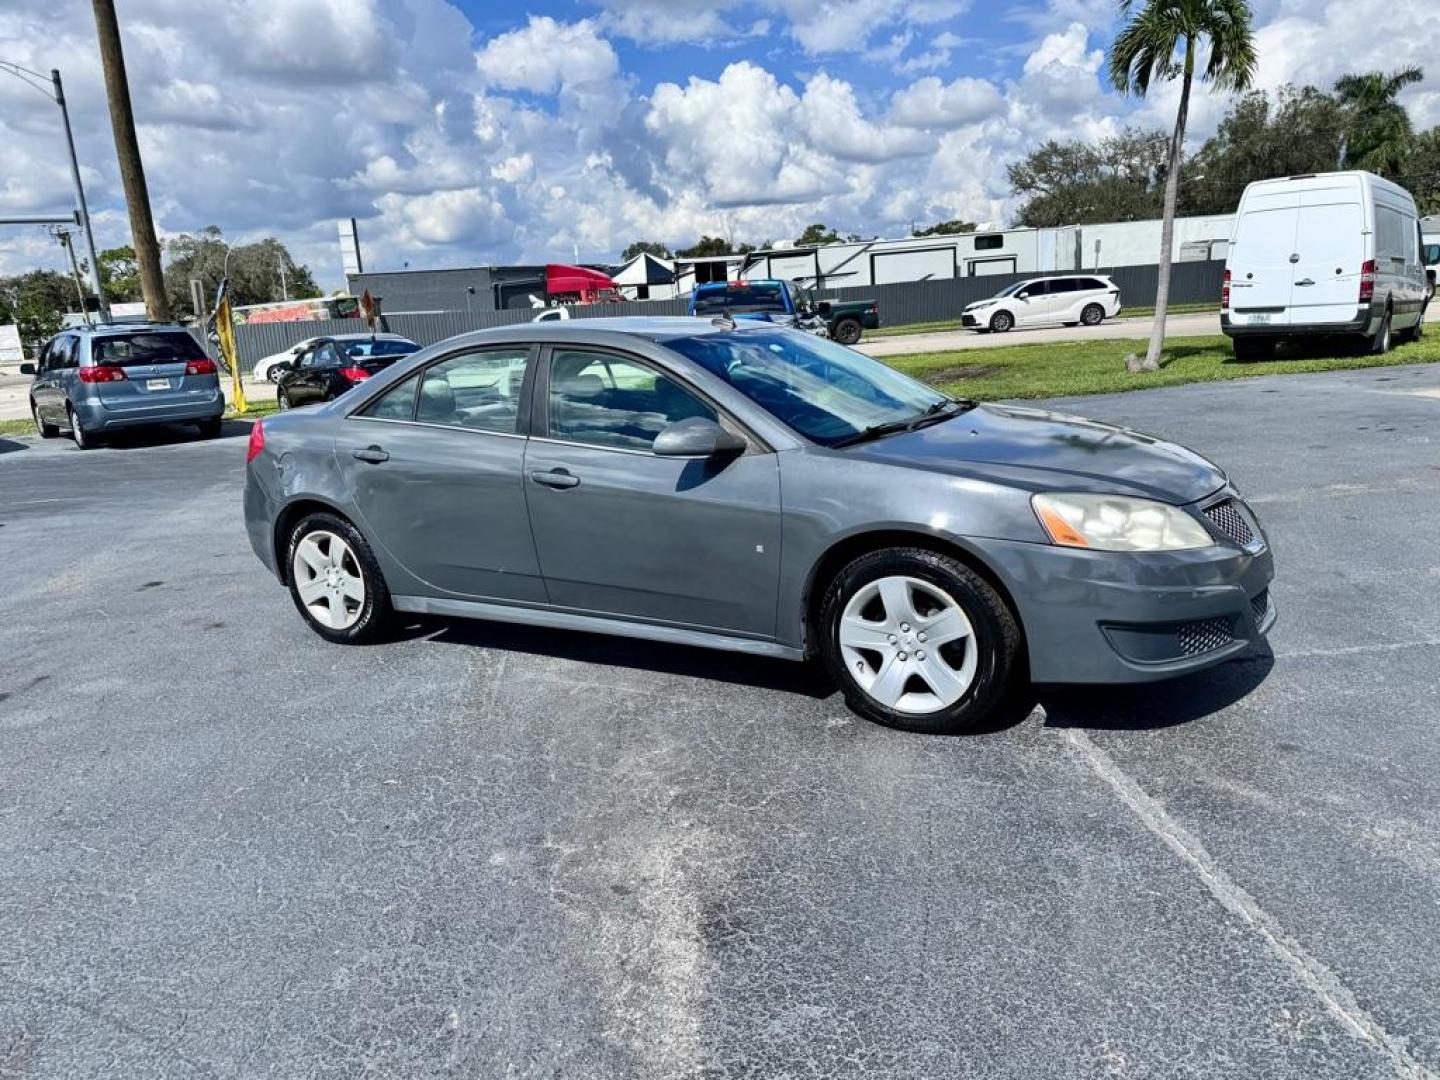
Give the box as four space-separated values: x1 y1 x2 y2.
1176 616 1237 657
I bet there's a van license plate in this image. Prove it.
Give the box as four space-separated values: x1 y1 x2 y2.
1248 314 1271 325
146 378 171 390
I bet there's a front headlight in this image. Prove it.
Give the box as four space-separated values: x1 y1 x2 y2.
1032 493 1213 552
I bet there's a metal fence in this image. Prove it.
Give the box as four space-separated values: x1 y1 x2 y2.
226 260 1225 367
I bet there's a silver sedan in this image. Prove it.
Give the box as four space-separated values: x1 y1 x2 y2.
243 318 1274 733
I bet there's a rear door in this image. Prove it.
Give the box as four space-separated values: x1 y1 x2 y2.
288 342 339 406
338 344 545 602
1228 190 1302 326
523 345 782 636
88 329 213 416
1289 193 1365 326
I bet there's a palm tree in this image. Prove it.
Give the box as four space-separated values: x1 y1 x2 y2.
1334 67 1424 178
1109 0 1256 371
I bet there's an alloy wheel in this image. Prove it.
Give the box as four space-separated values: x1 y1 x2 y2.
838 575 978 715
292 530 366 630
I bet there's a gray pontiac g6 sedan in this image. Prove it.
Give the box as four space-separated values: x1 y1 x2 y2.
243 318 1275 733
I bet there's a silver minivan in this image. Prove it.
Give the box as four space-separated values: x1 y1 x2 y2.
1222 171 1430 359
23 323 225 449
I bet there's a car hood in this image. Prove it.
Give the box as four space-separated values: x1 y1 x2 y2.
847 403 1226 504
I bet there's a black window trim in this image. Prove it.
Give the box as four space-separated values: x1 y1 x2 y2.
344 341 540 440
531 342 770 458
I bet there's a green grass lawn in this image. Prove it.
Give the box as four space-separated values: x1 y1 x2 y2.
0 400 275 439
886 333 1440 401
867 301 1219 339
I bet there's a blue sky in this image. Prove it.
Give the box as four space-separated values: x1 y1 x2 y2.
1 0 1436 287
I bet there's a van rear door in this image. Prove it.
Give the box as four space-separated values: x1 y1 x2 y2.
1228 189 1301 326
1289 192 1364 326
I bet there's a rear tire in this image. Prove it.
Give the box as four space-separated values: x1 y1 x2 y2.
818 547 1022 735
1232 336 1273 362
32 401 59 439
1370 307 1393 355
196 418 222 438
1080 303 1105 326
67 406 95 450
832 318 863 346
285 512 392 645
989 310 1014 333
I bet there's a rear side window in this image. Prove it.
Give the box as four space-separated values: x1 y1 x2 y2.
360 372 420 420
91 331 202 366
693 283 785 315
1079 278 1108 291
1048 279 1078 293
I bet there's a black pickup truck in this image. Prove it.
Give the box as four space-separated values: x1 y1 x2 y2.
690 279 880 344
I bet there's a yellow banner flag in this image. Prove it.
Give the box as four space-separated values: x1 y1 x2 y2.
213 279 247 413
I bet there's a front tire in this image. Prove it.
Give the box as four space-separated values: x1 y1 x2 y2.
1080 303 1105 326
832 318 863 346
277 389 292 411
989 310 1014 333
818 548 1021 734
32 401 59 438
266 366 284 384
285 512 392 644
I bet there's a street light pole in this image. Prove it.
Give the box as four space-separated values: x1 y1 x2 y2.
0 61 109 321
51 69 109 323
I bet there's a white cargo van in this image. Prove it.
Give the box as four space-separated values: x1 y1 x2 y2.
1222 171 1429 359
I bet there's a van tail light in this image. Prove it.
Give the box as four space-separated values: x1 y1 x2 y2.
76 364 127 383
246 420 265 463
1221 269 1231 311
186 357 217 375
1359 259 1376 304
338 366 371 383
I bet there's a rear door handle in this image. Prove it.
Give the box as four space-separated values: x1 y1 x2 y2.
351 445 389 463
1295 278 1316 287
530 468 580 489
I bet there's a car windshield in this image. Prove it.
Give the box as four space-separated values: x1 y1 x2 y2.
693 283 786 315
994 281 1031 298
665 328 949 446
92 331 203 365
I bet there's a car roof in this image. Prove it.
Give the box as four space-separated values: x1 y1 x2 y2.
70 321 192 337
318 332 414 343
441 316 769 347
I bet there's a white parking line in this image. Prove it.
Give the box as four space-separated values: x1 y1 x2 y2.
1065 728 1436 1080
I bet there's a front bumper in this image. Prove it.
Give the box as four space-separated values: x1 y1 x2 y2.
961 310 983 328
972 512 1276 685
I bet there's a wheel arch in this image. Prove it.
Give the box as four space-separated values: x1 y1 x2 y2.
272 496 357 585
800 527 1026 660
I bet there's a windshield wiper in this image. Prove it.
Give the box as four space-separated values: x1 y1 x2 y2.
830 397 976 448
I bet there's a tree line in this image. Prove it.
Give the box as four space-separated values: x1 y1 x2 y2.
1009 68 1438 228
620 219 979 262
1 226 320 353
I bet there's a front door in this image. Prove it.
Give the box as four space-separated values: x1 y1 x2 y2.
338 344 546 603
523 346 783 638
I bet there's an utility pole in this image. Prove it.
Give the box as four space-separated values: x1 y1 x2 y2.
90 0 169 322
278 251 289 301
51 227 94 327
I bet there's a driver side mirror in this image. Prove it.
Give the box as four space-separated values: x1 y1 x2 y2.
652 417 746 458
1016 291 1030 300
19 363 36 376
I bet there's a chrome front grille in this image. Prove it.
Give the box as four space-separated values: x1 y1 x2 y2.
1203 499 1255 546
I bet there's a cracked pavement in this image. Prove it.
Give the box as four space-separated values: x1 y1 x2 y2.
1 363 1439 1078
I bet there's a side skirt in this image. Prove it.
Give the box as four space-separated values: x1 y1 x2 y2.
391 594 806 661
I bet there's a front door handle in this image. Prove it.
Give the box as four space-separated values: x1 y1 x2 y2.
1295 278 1316 287
351 445 389 463
530 468 580 489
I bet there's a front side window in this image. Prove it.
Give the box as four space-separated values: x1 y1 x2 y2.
415 348 528 433
547 349 716 452
665 329 947 447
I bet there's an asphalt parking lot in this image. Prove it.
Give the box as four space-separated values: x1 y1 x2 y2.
2 363 1439 1078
